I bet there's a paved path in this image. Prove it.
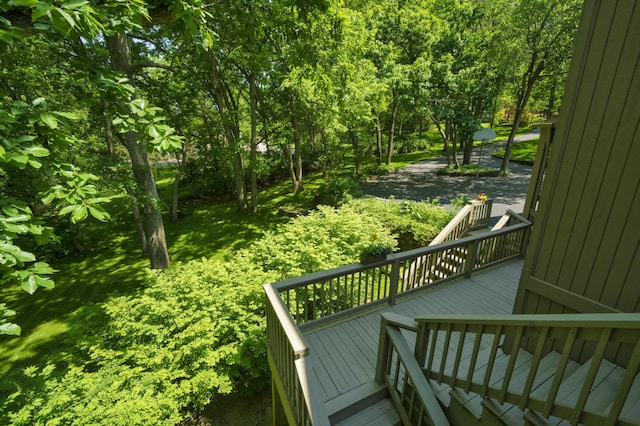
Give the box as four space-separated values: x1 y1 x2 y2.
360 129 540 218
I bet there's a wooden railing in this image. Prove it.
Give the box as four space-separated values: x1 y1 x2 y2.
378 313 640 426
264 209 529 424
264 285 330 426
375 313 451 426
430 200 493 246
271 212 530 327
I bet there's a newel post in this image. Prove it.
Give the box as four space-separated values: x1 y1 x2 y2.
375 315 391 384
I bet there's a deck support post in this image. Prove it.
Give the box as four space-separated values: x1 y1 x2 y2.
271 376 285 426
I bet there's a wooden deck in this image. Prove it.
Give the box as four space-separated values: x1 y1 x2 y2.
301 259 524 406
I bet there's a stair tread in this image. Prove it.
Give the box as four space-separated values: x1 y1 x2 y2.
333 397 400 426
619 371 640 421
548 358 617 407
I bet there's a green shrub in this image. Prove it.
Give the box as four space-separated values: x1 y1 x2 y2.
314 176 363 207
4 260 272 425
344 198 454 250
2 203 404 425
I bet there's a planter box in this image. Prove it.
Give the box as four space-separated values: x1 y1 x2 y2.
360 253 387 265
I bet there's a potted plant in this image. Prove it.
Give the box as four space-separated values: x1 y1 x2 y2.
476 193 488 202
360 242 393 265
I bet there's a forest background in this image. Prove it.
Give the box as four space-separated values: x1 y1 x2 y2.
0 0 581 424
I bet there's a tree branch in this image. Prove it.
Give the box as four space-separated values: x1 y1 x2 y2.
130 61 173 73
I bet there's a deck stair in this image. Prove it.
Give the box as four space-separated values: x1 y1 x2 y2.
376 313 640 426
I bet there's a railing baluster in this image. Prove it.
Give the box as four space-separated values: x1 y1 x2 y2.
451 324 467 384
498 325 524 403
519 326 549 409
465 327 483 393
604 339 640 426
426 323 439 374
481 325 503 397
572 328 612 424
438 324 453 384
543 327 578 417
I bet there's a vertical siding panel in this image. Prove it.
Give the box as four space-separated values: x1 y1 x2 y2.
529 1 614 283
561 2 640 299
515 0 640 316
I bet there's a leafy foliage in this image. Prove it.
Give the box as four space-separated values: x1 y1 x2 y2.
0 96 110 335
3 198 454 424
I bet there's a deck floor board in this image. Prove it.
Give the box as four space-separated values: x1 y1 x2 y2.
302 260 523 404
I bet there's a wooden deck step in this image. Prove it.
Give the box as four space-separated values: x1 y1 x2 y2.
324 381 388 425
617 372 640 424
333 397 401 426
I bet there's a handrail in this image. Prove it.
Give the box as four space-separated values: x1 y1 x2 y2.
272 218 531 327
376 313 450 426
264 285 330 426
411 313 640 426
430 200 492 246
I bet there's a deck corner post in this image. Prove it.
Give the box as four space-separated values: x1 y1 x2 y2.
465 241 479 277
389 258 401 305
375 315 391 384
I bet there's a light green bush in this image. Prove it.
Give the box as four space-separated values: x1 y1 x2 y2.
3 199 451 425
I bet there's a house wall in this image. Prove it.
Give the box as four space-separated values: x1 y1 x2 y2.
514 0 639 322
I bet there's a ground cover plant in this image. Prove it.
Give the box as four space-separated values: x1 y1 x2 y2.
0 166 456 425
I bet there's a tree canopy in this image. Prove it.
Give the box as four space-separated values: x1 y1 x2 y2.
0 0 580 327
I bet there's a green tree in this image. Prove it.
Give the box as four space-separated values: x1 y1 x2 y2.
498 0 582 174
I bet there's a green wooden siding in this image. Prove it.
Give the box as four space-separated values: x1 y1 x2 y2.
515 0 640 323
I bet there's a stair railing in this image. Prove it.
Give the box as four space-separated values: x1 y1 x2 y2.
375 313 451 426
430 200 493 246
391 313 640 426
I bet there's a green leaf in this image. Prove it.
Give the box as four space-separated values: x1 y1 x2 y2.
22 275 38 294
71 205 88 223
14 0 39 6
52 111 79 120
0 322 21 336
88 206 110 222
23 145 50 157
39 112 58 129
30 261 57 275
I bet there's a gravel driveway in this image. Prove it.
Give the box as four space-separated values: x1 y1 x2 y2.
360 130 540 218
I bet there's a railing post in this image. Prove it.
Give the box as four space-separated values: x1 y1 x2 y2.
465 240 479 277
388 257 401 305
375 315 391 384
414 322 430 368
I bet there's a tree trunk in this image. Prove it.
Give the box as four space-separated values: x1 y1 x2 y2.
386 98 397 165
462 133 474 165
431 116 451 166
106 33 169 270
374 113 383 165
248 73 259 214
171 143 188 222
448 122 460 168
500 56 546 174
291 114 304 194
208 53 247 211
348 127 360 175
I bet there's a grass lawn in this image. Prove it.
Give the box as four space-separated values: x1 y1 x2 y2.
492 138 540 164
